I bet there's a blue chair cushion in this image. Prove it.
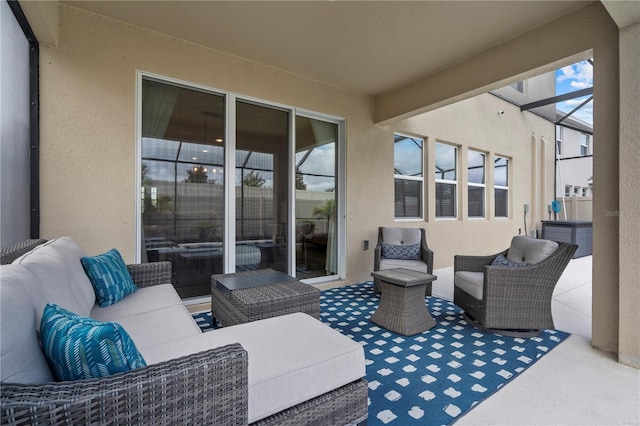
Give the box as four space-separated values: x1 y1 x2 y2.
81 248 137 307
39 303 146 381
381 243 421 260
491 254 531 268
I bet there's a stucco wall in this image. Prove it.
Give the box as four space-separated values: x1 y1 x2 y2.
40 5 561 284
31 2 638 366
393 94 555 266
39 4 381 274
618 22 640 369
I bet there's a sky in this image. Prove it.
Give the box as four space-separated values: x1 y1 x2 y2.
555 60 593 125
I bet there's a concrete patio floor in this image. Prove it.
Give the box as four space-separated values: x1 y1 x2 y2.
431 256 640 425
200 256 640 424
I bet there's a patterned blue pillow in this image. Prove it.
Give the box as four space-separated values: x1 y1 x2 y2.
81 248 137 307
491 254 531 268
39 304 146 381
381 243 421 260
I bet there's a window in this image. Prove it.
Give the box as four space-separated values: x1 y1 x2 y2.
565 185 572 197
435 143 457 218
555 127 563 156
580 133 591 156
468 150 485 218
393 134 423 219
573 186 580 196
582 187 588 197
494 156 509 218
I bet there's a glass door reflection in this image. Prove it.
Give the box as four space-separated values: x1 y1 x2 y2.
295 117 338 279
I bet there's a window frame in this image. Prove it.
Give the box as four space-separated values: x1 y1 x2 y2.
435 142 458 219
556 126 563 157
467 149 486 219
580 133 591 156
565 185 572 197
136 71 346 293
393 133 424 220
493 155 509 218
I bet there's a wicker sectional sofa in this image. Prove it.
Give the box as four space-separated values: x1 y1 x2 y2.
0 237 368 425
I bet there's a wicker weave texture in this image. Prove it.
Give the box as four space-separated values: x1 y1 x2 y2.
0 239 47 265
370 280 436 336
454 242 578 331
373 227 434 295
252 378 368 426
211 270 320 326
127 261 172 288
1 344 249 426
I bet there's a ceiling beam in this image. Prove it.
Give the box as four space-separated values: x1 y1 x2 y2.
374 3 608 125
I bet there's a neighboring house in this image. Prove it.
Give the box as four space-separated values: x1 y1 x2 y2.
554 114 594 199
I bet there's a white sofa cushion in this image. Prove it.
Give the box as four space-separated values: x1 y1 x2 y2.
90 284 183 321
141 313 365 423
0 264 54 383
507 236 559 265
382 227 421 246
111 305 201 351
379 258 428 273
454 271 484 300
13 237 96 319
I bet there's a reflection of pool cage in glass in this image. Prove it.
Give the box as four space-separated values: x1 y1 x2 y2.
295 117 338 279
235 150 275 241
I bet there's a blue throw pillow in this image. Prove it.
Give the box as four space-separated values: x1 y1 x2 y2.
381 243 421 260
39 304 146 381
491 254 531 268
81 248 137 307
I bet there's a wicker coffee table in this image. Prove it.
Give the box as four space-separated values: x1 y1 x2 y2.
211 269 320 326
370 268 437 336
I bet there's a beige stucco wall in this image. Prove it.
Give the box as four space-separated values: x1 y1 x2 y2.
618 22 640 369
35 3 636 365
39 4 381 274
590 7 621 356
392 94 555 267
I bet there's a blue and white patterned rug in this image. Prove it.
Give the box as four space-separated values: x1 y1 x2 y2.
192 281 569 425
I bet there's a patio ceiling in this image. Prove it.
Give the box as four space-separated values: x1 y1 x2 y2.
59 0 592 98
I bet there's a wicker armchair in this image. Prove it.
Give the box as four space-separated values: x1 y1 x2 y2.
454 236 577 337
373 227 433 294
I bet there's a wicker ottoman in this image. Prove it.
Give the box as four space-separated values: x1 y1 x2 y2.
211 269 320 326
370 268 437 336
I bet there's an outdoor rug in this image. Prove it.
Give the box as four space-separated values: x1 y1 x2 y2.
192 281 569 425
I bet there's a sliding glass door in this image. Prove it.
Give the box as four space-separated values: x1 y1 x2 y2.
235 100 290 273
140 75 342 299
295 116 338 280
140 79 225 298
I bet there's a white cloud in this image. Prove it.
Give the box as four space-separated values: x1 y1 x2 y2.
557 60 593 88
570 80 590 89
557 65 576 82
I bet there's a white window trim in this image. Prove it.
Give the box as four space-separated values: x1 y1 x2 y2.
435 179 458 219
135 70 346 285
394 134 424 220
435 143 458 219
493 156 509 218
468 150 486 219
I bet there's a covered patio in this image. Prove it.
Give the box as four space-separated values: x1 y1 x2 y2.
2 1 639 423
